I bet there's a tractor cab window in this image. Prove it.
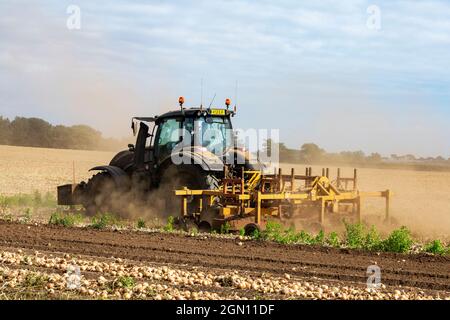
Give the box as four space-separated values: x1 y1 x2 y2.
156 118 181 159
195 116 233 156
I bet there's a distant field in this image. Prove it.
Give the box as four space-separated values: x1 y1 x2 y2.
0 145 115 195
0 145 449 238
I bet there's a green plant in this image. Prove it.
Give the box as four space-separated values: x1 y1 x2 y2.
312 230 325 245
282 227 299 244
2 213 13 222
49 212 81 227
259 221 294 243
117 276 135 288
263 221 283 239
251 228 261 240
23 208 33 223
220 221 231 234
295 230 314 244
382 226 413 253
137 218 146 229
91 213 117 230
344 222 366 248
363 226 383 251
163 216 175 232
424 240 448 255
188 226 199 236
326 231 340 247
239 228 246 237
25 273 49 288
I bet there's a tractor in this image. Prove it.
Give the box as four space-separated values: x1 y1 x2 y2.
58 97 392 234
57 97 258 219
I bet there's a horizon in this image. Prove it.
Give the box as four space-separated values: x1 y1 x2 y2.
1 1 449 158
1 113 449 160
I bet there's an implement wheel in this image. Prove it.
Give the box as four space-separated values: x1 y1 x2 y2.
198 221 212 233
244 223 261 236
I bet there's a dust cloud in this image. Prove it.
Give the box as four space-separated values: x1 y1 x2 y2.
281 163 450 241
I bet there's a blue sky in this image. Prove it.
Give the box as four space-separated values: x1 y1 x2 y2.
0 0 449 157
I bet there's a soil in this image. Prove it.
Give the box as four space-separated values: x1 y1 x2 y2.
0 221 448 291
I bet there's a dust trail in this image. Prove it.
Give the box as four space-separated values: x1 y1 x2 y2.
281 163 450 241
89 168 185 224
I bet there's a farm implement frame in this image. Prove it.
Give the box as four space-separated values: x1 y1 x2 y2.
175 166 392 234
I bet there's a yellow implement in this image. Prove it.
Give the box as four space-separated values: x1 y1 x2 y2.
175 166 392 233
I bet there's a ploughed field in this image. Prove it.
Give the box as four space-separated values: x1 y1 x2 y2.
0 221 448 300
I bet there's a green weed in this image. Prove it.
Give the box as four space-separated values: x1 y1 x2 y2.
424 240 448 255
49 212 81 227
382 226 413 253
363 226 383 251
117 276 135 288
163 216 175 232
137 218 146 229
220 221 232 234
326 231 341 247
91 213 117 230
344 221 366 249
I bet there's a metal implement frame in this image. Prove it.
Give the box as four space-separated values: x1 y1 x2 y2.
175 167 392 230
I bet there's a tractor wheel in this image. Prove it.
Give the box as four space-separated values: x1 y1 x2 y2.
159 165 218 217
173 217 197 232
82 172 117 216
244 223 261 236
199 206 219 233
198 221 212 233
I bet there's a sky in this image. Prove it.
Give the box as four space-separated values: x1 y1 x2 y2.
0 0 449 157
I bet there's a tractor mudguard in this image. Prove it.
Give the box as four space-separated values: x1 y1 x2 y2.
89 165 130 188
109 150 134 172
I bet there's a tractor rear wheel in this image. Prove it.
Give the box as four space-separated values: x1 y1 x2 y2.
158 165 218 217
82 172 130 217
82 172 116 216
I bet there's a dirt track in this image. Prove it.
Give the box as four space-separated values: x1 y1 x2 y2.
0 221 448 292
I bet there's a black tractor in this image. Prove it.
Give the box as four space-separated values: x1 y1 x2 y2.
57 97 256 221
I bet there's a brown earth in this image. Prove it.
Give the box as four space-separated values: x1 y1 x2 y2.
0 221 448 292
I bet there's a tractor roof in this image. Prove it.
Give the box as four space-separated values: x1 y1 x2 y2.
156 107 233 121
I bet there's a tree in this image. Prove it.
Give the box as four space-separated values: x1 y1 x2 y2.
0 116 11 144
299 143 325 163
367 152 382 163
0 115 124 151
9 117 53 147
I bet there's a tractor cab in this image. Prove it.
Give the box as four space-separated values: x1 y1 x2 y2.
130 97 239 173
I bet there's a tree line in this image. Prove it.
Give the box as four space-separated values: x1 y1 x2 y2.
0 116 126 151
263 140 450 166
